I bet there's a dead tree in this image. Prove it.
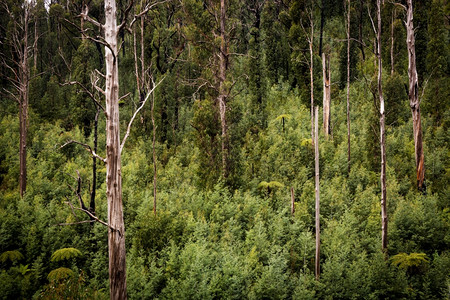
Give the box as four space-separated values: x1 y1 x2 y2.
1 2 35 198
314 106 320 280
376 0 388 255
346 0 351 174
218 0 230 178
404 0 425 191
322 52 331 137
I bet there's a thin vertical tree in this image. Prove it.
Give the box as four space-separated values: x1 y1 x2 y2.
346 0 351 174
1 2 34 198
376 0 388 254
405 0 425 191
314 106 320 280
322 52 331 137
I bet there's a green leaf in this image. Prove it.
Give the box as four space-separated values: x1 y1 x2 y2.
47 267 75 282
0 250 24 263
50 247 82 262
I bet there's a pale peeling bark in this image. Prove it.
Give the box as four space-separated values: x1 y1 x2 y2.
314 106 320 280
104 0 127 298
219 0 229 178
290 187 295 215
322 53 331 137
406 0 425 191
18 6 30 198
377 0 388 254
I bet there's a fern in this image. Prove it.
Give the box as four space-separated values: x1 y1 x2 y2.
391 252 428 270
51 247 82 262
47 267 75 282
0 250 24 263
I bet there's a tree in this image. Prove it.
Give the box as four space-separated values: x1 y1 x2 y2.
77 1 165 297
376 0 388 254
1 1 35 198
322 52 331 137
346 0 351 174
405 0 425 191
314 106 320 280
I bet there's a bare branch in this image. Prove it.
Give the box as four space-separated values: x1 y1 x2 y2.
80 4 103 30
61 81 105 111
120 76 166 153
61 140 106 163
129 0 171 28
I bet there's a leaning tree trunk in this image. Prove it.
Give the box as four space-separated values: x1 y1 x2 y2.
314 106 320 280
218 0 229 178
377 0 388 255
322 53 331 137
104 0 127 298
309 10 315 146
406 0 425 191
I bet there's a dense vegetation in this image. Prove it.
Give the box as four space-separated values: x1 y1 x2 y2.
0 0 449 299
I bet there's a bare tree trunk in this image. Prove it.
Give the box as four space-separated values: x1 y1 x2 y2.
90 107 99 214
346 0 351 175
290 187 295 215
151 91 157 215
390 8 395 75
19 6 30 198
377 0 388 255
406 0 425 191
219 0 229 178
104 0 127 298
309 10 314 146
314 106 320 280
322 53 331 137
358 0 365 61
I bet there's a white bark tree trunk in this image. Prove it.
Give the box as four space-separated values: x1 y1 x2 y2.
406 0 425 191
377 0 388 254
104 0 127 298
322 53 331 137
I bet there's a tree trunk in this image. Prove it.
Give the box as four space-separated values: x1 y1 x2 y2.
151 92 157 215
358 0 365 61
391 6 396 75
19 6 30 198
219 0 229 178
309 10 314 146
89 107 99 214
322 53 331 137
314 106 320 280
318 0 325 57
104 0 127 298
377 0 388 255
290 187 295 215
406 0 425 191
346 0 351 175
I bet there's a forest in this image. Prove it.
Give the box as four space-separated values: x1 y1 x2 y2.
0 0 449 299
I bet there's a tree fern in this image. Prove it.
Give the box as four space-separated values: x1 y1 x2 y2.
0 250 24 263
50 248 82 262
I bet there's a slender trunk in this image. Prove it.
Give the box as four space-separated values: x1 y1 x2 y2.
390 8 395 75
310 10 314 146
290 187 295 215
322 53 331 137
318 0 325 57
406 0 425 191
377 0 388 255
151 91 157 215
33 18 38 70
314 106 320 280
346 0 351 175
219 0 229 178
358 0 365 60
90 107 99 214
104 0 127 298
19 7 30 198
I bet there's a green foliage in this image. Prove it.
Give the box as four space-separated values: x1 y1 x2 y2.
391 252 428 270
0 250 23 263
50 248 82 262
